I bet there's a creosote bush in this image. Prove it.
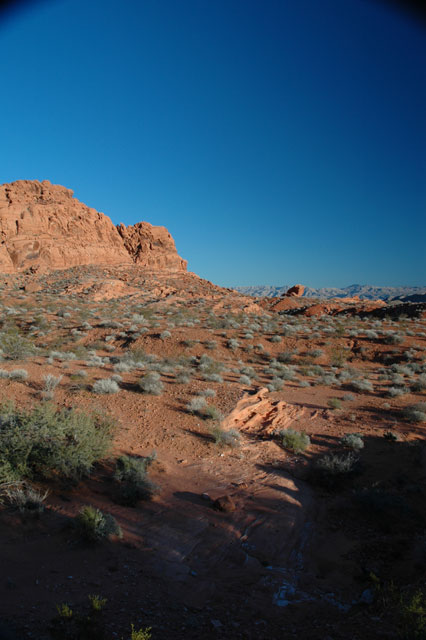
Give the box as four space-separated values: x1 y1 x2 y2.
0 403 113 483
280 428 310 454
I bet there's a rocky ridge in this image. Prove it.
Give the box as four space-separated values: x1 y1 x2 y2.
0 180 187 273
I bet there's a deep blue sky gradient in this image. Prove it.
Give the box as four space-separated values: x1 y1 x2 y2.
0 0 425 287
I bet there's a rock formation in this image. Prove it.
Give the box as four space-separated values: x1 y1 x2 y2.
117 222 187 271
284 284 305 297
0 180 187 273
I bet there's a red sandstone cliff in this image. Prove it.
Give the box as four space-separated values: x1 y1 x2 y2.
0 180 186 272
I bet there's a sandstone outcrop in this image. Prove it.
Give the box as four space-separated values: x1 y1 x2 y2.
0 180 187 273
117 222 187 271
284 284 305 297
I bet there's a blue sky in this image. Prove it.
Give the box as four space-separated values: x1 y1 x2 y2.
0 0 425 287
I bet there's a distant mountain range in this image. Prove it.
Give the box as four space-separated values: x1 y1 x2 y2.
234 284 426 302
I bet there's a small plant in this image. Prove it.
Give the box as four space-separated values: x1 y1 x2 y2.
402 403 426 423
267 377 284 392
8 369 28 380
92 378 120 394
313 452 357 488
209 424 241 447
138 372 164 395
43 374 63 393
129 624 152 640
114 453 159 506
74 506 122 542
327 398 342 410
340 433 364 450
227 338 239 351
349 379 374 393
280 428 310 454
1 482 48 516
56 603 73 619
88 594 107 612
160 330 171 340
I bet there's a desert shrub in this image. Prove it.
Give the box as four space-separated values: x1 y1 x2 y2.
306 349 323 359
329 346 348 367
327 398 342 410
227 338 239 351
386 386 406 398
74 506 122 542
130 625 152 640
0 403 113 483
0 369 10 378
1 483 48 516
175 370 191 384
138 372 164 395
202 372 223 383
0 327 36 360
267 377 284 392
160 330 171 340
43 374 63 392
280 428 310 454
313 452 358 488
209 425 241 447
114 453 159 505
205 340 217 350
92 378 120 394
187 396 207 414
402 403 426 423
384 332 404 345
349 379 374 393
114 362 132 373
412 374 426 392
239 375 252 385
277 350 296 363
198 388 216 398
186 396 223 420
8 369 28 380
340 433 364 450
270 335 282 343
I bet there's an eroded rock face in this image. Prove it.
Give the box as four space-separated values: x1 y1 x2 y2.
0 180 187 273
117 221 187 271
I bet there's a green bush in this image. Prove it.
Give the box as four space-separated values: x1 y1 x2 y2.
74 506 122 542
114 453 159 505
0 327 36 360
280 428 310 454
0 403 113 483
